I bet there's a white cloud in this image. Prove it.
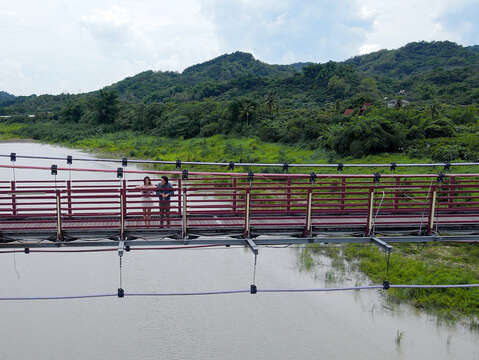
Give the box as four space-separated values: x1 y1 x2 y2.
0 0 478 95
354 0 479 54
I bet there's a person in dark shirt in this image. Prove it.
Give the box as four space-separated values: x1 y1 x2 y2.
156 176 174 227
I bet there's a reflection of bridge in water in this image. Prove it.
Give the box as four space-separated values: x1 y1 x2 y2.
1 161 479 251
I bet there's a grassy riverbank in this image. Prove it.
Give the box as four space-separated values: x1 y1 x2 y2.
303 243 479 324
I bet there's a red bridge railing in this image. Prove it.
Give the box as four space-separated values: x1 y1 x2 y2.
1 173 479 240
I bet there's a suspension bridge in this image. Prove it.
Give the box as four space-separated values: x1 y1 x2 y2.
1 153 479 252
1 153 479 300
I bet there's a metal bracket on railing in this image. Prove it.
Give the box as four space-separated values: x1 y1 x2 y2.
337 163 343 172
182 169 189 180
373 172 381 183
10 153 16 162
245 237 258 255
118 240 124 257
229 162 235 170
67 155 72 165
122 158 128 167
248 170 254 185
176 159 181 169
283 163 289 173
309 172 316 183
117 167 123 178
370 236 392 252
390 163 397 171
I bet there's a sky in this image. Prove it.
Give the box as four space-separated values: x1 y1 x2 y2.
1 0 479 95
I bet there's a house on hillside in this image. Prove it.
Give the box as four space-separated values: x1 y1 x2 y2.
387 99 410 108
344 103 372 116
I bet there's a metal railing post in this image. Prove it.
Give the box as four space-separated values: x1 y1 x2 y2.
182 188 188 239
67 180 72 217
177 177 182 216
394 176 400 210
287 178 291 213
56 190 63 241
305 188 313 237
120 185 127 241
232 177 237 213
428 186 437 235
366 187 375 236
10 181 16 216
244 189 251 238
448 176 455 209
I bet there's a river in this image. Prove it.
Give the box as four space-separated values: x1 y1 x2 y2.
0 142 477 360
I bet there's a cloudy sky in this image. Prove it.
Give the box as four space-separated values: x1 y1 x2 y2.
1 0 478 95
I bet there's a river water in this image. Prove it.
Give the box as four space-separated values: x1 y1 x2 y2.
0 142 477 360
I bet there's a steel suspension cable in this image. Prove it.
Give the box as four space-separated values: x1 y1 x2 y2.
1 283 478 301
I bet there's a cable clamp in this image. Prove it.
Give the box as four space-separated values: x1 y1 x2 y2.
118 240 124 257
444 162 451 171
337 163 343 172
283 163 289 172
383 280 390 290
250 284 257 294
176 159 181 169
51 165 58 175
437 172 445 182
117 167 123 178
10 153 16 162
248 170 254 183
309 172 317 183
122 158 128 167
229 162 235 170
117 288 125 298
373 172 381 183
182 169 189 180
67 155 72 165
390 162 397 171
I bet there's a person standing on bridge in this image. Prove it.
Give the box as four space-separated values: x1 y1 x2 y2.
157 176 174 227
136 176 156 227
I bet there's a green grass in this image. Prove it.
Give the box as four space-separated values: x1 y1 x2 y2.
344 243 479 319
0 122 26 140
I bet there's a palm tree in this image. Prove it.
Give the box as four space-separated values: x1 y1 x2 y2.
240 101 255 127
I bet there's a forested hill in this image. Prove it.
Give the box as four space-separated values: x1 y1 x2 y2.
1 41 479 162
0 91 15 105
346 41 479 79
